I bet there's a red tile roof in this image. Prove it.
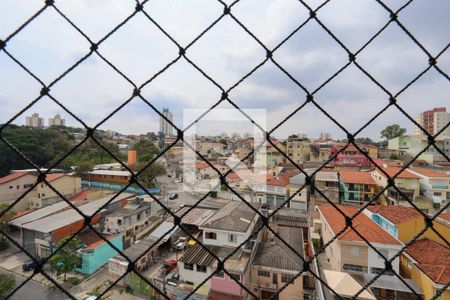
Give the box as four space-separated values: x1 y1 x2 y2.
409 167 450 178
69 189 95 202
367 205 421 224
195 161 210 170
405 238 450 284
437 212 450 223
319 205 401 245
339 170 376 185
46 173 66 182
0 172 32 185
378 167 420 179
267 176 289 187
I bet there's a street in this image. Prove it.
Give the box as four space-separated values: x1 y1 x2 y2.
156 175 208 210
0 268 64 300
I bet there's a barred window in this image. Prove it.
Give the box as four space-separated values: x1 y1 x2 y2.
258 270 270 277
281 274 295 283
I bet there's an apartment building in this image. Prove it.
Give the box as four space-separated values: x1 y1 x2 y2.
339 170 377 205
25 112 44 128
414 107 450 136
400 238 450 300
251 226 305 300
388 135 449 163
371 167 420 204
318 205 402 276
255 176 289 208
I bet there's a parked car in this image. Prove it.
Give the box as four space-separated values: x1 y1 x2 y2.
174 237 187 250
168 193 178 200
22 260 37 272
163 259 177 275
167 273 180 286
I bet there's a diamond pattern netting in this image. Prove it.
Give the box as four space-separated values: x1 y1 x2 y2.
0 0 449 299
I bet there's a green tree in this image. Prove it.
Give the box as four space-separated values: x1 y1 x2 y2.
380 124 406 141
389 153 399 160
131 140 160 163
0 203 16 251
135 162 165 188
74 162 94 179
48 236 81 281
0 274 15 299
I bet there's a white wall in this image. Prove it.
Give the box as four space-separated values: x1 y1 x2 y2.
179 264 212 286
367 245 401 274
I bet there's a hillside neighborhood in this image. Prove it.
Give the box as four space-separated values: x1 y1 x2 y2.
0 107 449 300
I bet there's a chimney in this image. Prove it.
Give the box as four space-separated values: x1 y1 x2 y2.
128 150 137 167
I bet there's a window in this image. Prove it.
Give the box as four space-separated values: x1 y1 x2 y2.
433 192 441 196
272 272 278 284
228 234 237 243
196 265 207 273
351 246 360 256
343 264 365 272
16 185 19 189
230 273 240 281
371 267 394 276
378 249 389 259
258 270 270 277
205 232 217 240
137 213 141 220
184 263 193 270
8 186 13 189
215 270 224 278
281 274 295 283
23 184 33 189
117 219 122 226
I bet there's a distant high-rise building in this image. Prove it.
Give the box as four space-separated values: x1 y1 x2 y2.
25 113 44 128
48 114 65 126
320 132 332 141
159 108 173 136
415 107 449 136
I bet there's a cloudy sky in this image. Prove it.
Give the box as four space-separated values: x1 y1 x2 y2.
0 0 448 140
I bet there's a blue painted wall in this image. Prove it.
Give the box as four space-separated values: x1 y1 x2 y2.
76 234 123 275
371 214 398 238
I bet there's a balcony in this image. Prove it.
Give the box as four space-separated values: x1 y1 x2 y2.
387 187 415 203
432 185 449 190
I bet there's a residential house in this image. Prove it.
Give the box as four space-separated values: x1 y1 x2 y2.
330 144 373 169
388 135 448 164
364 205 450 247
26 173 82 209
104 196 162 247
251 226 305 300
407 167 450 209
286 137 311 164
400 238 450 300
76 230 123 276
310 171 340 205
288 173 309 210
371 167 421 204
317 205 402 276
179 201 260 295
255 176 289 208
0 172 37 210
339 170 377 205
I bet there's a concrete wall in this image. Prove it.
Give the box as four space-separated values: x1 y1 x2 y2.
250 266 303 300
0 173 37 210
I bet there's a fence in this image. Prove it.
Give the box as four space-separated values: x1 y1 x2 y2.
0 0 449 300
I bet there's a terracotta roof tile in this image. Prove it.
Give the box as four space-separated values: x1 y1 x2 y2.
319 205 401 245
367 205 421 224
339 170 376 185
437 212 450 223
46 173 66 182
409 167 450 178
379 167 420 179
0 172 32 185
405 238 450 284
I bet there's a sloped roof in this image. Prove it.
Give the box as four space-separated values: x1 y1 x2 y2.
319 205 401 245
378 167 420 179
200 201 259 232
0 172 33 185
409 167 450 178
339 170 376 185
367 205 421 225
46 173 66 182
323 270 376 300
253 226 304 271
405 238 450 285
